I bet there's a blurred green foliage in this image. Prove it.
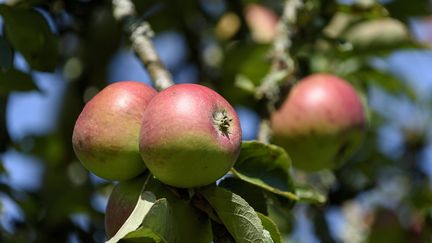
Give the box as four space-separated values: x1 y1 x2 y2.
0 0 431 242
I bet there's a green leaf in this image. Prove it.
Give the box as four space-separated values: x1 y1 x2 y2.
0 96 9 152
385 0 431 21
0 36 13 71
0 69 38 96
257 212 282 243
341 18 415 54
124 199 168 242
125 177 213 243
0 5 59 71
199 185 266 243
347 67 417 100
232 141 298 201
106 176 157 243
295 184 326 204
218 177 268 214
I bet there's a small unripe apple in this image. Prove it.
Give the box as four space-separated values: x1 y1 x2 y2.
271 74 366 171
72 81 157 180
105 176 143 238
139 84 242 188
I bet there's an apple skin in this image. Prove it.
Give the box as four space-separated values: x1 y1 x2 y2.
270 74 366 171
72 81 157 180
139 84 242 188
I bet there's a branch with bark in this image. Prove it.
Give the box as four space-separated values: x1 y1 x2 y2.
112 0 174 91
256 0 304 143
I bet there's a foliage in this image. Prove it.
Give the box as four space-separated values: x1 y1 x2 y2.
0 0 431 242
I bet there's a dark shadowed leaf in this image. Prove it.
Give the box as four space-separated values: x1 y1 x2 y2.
0 5 58 71
0 69 38 96
0 36 13 71
385 0 431 21
199 185 266 243
219 177 268 214
347 66 417 100
0 97 9 152
232 141 298 201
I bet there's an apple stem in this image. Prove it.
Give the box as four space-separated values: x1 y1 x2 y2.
213 110 232 137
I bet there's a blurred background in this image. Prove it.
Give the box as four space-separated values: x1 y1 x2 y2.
1 0 432 242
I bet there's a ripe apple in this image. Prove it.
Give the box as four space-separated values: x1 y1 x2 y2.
139 84 242 188
270 74 366 171
72 81 157 180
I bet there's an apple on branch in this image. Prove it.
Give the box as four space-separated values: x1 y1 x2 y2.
139 84 242 188
72 81 157 180
271 73 367 171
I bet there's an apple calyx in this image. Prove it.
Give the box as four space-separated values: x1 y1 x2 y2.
213 109 233 137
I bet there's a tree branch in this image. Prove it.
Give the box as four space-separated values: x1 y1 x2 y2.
256 0 303 143
112 0 174 91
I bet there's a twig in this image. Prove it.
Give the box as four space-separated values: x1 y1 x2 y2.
112 0 174 91
256 0 303 143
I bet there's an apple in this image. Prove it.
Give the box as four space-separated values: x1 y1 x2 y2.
270 74 366 171
139 84 242 188
244 4 278 43
72 81 157 180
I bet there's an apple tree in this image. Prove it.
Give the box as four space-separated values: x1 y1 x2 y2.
0 0 431 242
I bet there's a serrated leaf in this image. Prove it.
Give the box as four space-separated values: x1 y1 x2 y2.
295 184 326 204
257 212 282 243
200 186 266 243
232 141 298 201
106 176 157 243
125 177 212 243
0 69 38 96
0 5 58 71
218 177 268 214
0 36 13 71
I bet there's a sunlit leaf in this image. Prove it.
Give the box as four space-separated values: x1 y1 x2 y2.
257 212 282 243
232 141 298 201
200 186 266 243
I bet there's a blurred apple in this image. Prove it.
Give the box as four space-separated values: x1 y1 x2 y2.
271 74 367 171
245 4 278 43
